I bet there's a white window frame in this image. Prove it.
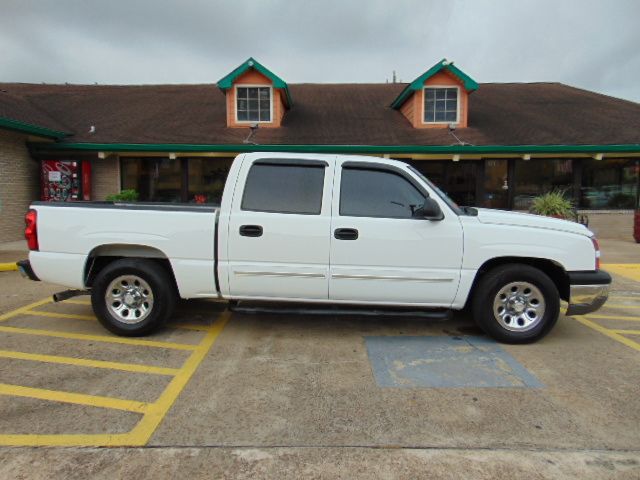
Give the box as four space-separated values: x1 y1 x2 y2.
234 84 274 124
422 86 460 125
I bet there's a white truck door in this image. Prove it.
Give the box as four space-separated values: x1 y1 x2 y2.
226 156 334 300
329 159 463 306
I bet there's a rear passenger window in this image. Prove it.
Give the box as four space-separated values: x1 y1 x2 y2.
340 167 426 218
241 163 325 214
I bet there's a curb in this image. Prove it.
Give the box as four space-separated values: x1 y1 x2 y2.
0 263 18 272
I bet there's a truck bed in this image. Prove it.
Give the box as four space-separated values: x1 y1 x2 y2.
29 201 220 298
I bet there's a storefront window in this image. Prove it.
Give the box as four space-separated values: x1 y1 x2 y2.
580 158 639 209
513 159 573 210
187 158 233 204
406 160 477 206
407 160 446 188
483 159 509 209
121 157 182 202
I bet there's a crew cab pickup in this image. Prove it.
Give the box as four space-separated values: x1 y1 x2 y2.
19 153 611 343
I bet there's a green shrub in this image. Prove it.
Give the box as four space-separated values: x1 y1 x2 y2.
105 189 139 202
530 190 573 218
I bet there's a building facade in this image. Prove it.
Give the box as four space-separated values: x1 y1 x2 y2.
1 58 639 241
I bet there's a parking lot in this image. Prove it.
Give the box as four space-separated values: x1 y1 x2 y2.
0 246 639 478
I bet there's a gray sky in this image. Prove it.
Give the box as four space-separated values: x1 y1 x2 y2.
1 0 639 101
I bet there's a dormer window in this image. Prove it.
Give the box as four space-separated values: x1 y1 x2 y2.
424 87 459 123
391 59 477 129
236 86 272 122
218 58 292 128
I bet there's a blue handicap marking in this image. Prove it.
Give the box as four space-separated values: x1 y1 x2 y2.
364 336 543 388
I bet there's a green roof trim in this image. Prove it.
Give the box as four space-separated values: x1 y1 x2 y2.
0 116 69 139
28 142 640 155
217 57 292 107
390 59 479 109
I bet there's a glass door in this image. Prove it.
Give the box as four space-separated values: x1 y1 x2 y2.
483 159 509 209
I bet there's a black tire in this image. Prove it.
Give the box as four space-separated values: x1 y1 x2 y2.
471 264 560 344
91 258 176 336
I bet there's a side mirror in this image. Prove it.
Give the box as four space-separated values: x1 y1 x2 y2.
414 198 444 221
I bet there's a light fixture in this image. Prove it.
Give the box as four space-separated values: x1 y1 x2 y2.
522 154 531 161
169 153 176 160
97 151 105 159
452 154 460 162
594 153 603 161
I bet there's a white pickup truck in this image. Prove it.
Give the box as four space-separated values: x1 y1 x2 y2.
19 152 611 343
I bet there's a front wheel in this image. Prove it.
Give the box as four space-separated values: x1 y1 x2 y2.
91 259 176 336
472 264 560 344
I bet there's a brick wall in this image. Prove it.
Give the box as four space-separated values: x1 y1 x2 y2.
91 156 120 200
0 130 39 243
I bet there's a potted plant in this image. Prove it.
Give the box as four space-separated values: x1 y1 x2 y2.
530 190 574 220
105 189 139 202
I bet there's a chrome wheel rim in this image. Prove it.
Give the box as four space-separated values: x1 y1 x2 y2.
493 281 545 332
105 275 154 324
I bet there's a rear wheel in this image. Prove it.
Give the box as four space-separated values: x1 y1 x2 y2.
91 258 176 336
472 264 560 343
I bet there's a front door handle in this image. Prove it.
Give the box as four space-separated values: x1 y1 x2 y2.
239 225 263 237
334 228 358 240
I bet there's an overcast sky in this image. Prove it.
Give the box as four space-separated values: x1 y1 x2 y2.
1 0 638 102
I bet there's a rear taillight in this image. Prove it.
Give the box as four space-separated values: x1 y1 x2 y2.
24 209 38 251
591 236 600 270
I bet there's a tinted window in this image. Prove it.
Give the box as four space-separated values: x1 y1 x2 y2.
340 168 426 218
241 163 325 214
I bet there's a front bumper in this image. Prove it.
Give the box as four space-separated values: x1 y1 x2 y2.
17 259 40 282
565 270 611 316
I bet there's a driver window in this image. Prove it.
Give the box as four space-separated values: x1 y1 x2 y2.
339 167 426 218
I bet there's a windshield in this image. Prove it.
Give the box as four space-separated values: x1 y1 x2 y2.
407 165 463 215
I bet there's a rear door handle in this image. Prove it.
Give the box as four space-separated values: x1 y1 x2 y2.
239 225 263 237
334 228 358 240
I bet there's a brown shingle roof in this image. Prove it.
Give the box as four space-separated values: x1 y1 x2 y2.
0 88 70 135
0 81 639 146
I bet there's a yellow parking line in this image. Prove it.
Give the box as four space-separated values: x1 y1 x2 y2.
0 433 134 447
0 263 18 272
60 299 91 306
0 349 179 376
611 329 640 335
609 296 640 301
0 383 149 414
573 316 640 352
585 314 640 322
26 308 209 332
0 325 197 350
167 323 211 332
0 298 52 322
604 304 640 310
0 305 230 446
26 310 96 321
125 310 231 445
604 264 640 283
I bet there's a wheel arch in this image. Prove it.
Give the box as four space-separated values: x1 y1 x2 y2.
84 244 177 291
466 256 570 307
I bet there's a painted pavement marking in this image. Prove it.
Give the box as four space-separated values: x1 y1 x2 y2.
570 264 640 352
603 264 640 283
365 335 542 388
0 383 150 414
0 296 230 446
0 349 179 375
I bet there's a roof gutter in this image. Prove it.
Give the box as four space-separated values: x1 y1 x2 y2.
27 142 640 155
0 117 70 140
